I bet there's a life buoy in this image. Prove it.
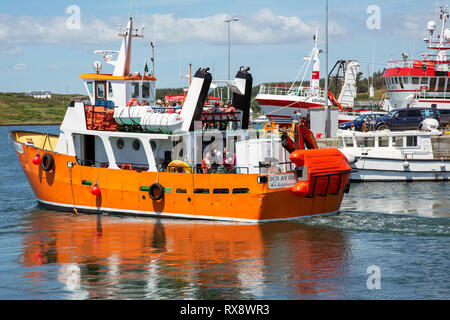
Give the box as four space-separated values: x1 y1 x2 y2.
148 183 164 201
128 98 139 107
41 153 54 171
167 160 193 173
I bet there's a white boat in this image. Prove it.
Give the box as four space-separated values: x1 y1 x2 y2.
337 129 450 181
255 30 383 129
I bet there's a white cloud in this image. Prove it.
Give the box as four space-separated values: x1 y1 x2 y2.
0 10 348 48
45 64 60 71
13 63 27 71
0 45 23 55
145 9 347 45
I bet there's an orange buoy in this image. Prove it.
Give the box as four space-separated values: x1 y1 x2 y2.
91 184 101 196
32 154 41 165
425 61 435 70
413 60 423 69
290 150 305 167
292 181 309 196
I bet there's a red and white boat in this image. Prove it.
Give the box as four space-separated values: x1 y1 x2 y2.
256 30 381 127
384 5 450 112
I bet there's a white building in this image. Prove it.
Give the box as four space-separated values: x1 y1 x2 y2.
26 91 52 99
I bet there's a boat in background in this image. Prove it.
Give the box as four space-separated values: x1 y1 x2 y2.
338 129 450 181
255 30 386 130
384 5 450 113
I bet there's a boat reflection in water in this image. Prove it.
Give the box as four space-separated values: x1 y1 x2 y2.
21 210 351 299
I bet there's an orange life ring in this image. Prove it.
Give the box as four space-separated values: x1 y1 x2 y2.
128 98 139 106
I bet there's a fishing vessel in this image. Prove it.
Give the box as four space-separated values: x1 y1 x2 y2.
338 129 450 181
11 17 351 222
384 5 450 112
255 30 384 129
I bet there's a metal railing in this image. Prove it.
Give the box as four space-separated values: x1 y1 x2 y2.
258 83 325 97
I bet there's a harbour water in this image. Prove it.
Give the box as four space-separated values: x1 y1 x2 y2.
0 125 449 300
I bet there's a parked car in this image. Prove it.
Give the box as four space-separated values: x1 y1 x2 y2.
338 113 385 131
438 109 450 127
372 107 440 131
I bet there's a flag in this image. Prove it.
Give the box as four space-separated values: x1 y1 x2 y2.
144 59 149 74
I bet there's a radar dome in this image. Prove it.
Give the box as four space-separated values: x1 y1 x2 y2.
427 21 437 34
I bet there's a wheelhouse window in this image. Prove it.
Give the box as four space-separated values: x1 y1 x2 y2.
403 77 409 84
412 77 419 85
131 82 140 98
108 82 114 98
86 82 94 98
96 83 105 99
142 82 150 98
421 77 428 85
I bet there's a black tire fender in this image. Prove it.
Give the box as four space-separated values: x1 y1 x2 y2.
41 153 54 171
148 183 164 201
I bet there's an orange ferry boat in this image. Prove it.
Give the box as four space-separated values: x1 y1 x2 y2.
11 18 351 222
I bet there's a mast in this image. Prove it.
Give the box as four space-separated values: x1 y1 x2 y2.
324 0 331 138
113 17 144 77
311 28 321 91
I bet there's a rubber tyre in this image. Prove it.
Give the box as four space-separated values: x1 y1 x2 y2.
41 153 54 171
377 124 389 131
148 183 165 201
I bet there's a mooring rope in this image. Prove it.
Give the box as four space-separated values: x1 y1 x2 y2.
67 162 79 215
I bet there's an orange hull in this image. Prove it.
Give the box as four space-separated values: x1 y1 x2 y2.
12 132 350 222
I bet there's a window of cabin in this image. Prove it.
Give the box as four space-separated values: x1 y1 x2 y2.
86 82 94 99
131 82 140 98
421 77 428 85
344 137 354 147
393 136 404 147
142 82 150 98
108 82 114 98
412 77 419 84
378 136 389 147
394 77 399 84
403 77 409 84
96 83 105 99
430 77 437 91
406 136 418 147
399 77 404 89
438 78 446 92
356 137 375 148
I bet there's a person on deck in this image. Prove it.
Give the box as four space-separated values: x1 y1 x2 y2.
174 100 182 114
291 111 301 124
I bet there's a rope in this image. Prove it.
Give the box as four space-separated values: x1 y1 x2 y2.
68 163 79 215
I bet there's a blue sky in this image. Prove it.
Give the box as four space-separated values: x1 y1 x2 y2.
0 0 447 94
